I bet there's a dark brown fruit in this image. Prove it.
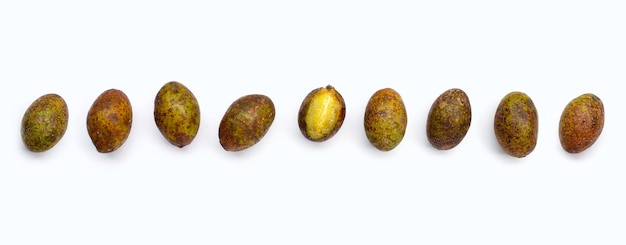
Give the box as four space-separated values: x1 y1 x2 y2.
86 89 133 153
298 85 346 142
219 94 275 152
21 94 69 152
426 88 472 150
154 81 201 148
494 91 538 158
364 88 407 151
559 93 604 153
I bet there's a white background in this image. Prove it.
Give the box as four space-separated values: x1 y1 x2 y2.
1 0 625 244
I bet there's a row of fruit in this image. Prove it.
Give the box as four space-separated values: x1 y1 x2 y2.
20 82 604 157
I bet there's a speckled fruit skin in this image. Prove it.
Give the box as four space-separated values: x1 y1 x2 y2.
86 89 133 153
426 88 471 150
364 88 407 151
219 94 275 152
298 85 346 142
154 81 200 148
21 94 69 152
494 91 538 158
559 93 604 153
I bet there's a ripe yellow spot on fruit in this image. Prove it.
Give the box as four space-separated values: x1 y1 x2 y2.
304 91 341 140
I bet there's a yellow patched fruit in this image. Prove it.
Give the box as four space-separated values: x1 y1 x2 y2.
298 85 346 142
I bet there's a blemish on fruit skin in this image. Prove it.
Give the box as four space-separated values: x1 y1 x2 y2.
219 94 275 152
154 81 200 148
494 91 538 158
426 88 472 150
86 89 133 153
298 85 346 142
21 93 69 152
364 88 407 152
559 93 604 153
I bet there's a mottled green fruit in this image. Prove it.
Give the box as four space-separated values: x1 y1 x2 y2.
219 94 275 152
21 94 69 152
86 89 133 153
426 88 471 150
559 93 604 153
364 88 407 151
494 91 538 158
298 85 346 142
154 81 200 148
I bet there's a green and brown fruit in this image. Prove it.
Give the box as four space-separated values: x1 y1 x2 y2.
86 89 133 153
364 88 407 151
494 91 538 158
426 88 471 150
298 85 346 142
559 93 604 153
154 81 200 148
219 94 275 152
21 93 69 152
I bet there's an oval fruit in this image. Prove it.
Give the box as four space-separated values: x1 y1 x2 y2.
21 93 69 152
86 89 133 153
154 81 201 148
559 93 604 153
364 88 407 151
219 94 275 151
493 91 538 158
426 88 471 150
298 85 346 142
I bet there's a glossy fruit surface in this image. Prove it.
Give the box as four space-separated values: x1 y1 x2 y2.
86 89 133 153
154 81 200 148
